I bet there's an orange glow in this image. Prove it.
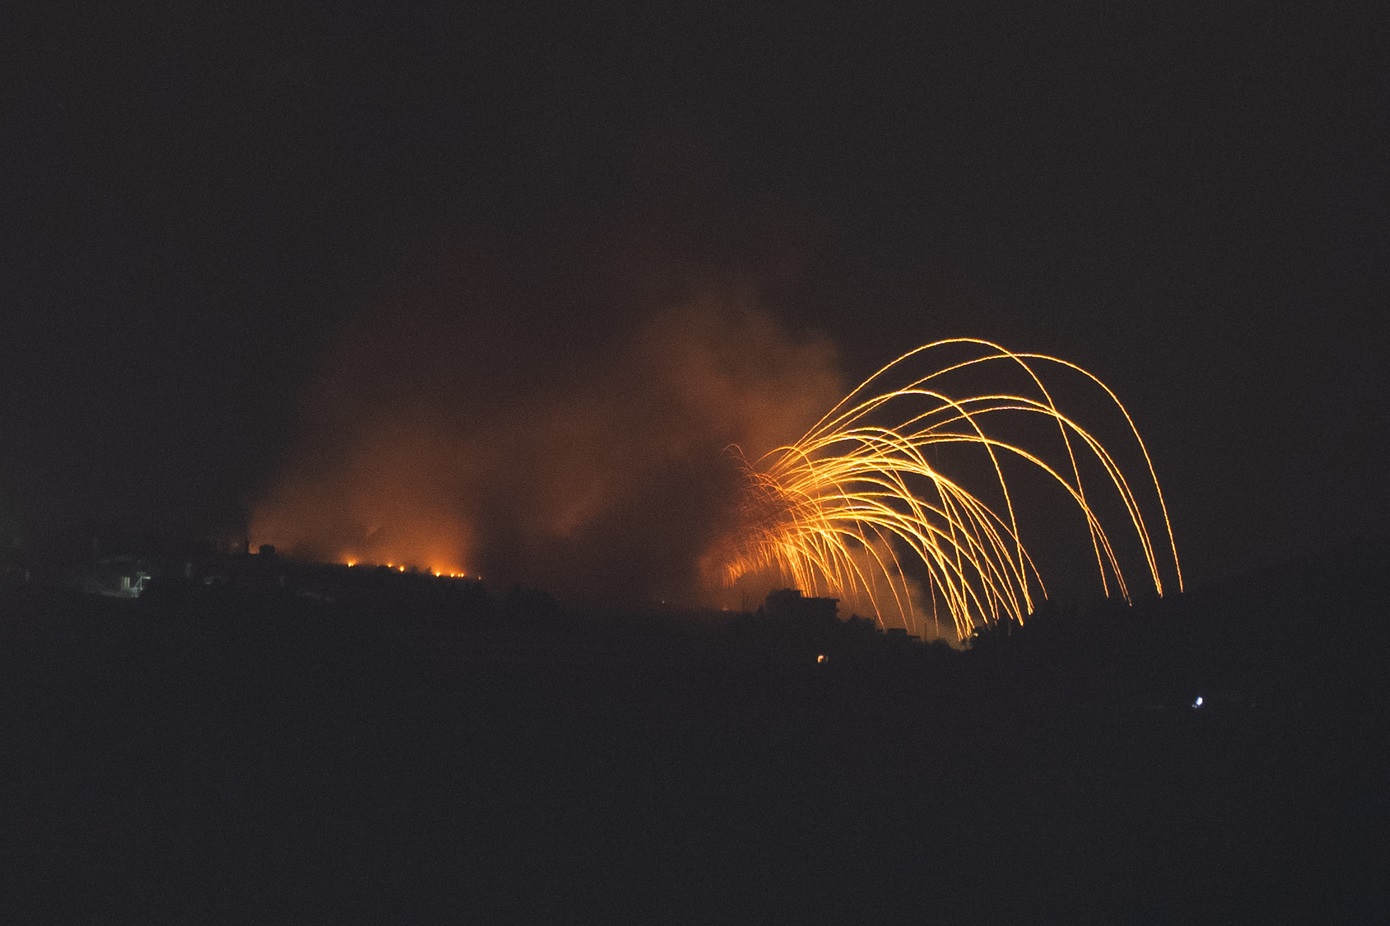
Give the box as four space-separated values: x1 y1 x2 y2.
340 558 473 579
250 300 845 607
249 415 476 588
714 339 1182 642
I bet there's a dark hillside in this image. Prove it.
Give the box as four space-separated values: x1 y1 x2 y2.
3 549 1386 923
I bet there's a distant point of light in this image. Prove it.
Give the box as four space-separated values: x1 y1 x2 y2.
1193 695 1204 709
816 653 827 664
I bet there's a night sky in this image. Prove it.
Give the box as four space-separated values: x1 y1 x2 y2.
3 2 1386 597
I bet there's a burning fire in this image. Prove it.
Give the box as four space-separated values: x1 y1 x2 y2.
250 299 843 604
344 559 472 579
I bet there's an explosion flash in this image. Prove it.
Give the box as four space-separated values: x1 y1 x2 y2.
712 339 1182 641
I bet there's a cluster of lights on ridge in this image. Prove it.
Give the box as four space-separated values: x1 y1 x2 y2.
343 559 475 580
712 338 1182 642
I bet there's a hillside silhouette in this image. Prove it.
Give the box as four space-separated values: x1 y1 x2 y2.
3 542 1385 923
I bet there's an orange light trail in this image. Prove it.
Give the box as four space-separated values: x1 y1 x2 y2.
713 339 1182 641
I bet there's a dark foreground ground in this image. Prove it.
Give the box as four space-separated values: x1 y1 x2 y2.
3 550 1387 924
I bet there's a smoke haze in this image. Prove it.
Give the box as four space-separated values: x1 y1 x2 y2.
252 270 844 606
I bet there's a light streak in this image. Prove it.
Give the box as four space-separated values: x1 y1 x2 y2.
713 339 1182 641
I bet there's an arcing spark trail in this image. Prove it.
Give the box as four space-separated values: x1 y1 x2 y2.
713 339 1182 641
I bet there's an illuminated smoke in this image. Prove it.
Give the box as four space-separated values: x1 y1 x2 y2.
254 276 1180 632
251 286 844 604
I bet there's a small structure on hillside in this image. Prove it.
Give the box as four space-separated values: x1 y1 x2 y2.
81 556 154 598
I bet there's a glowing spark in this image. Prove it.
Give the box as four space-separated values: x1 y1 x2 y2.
714 339 1182 641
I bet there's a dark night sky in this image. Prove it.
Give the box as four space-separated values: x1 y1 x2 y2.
3 2 1386 593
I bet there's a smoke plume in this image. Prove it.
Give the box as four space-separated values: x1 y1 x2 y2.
252 274 844 607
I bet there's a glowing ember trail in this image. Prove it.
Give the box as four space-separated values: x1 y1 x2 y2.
711 339 1182 641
